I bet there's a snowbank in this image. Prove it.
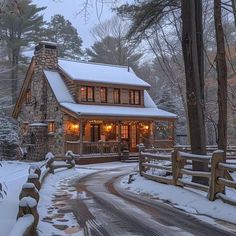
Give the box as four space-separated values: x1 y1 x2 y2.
120 173 236 224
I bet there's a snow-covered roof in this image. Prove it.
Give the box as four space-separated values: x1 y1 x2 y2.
144 90 157 108
44 70 75 103
43 69 176 119
60 102 177 119
58 59 151 88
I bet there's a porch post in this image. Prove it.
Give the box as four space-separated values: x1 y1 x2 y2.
118 121 121 155
171 120 175 145
79 120 83 155
150 121 155 148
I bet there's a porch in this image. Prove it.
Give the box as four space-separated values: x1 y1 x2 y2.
64 119 175 156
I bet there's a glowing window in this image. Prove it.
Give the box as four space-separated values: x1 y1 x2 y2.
113 88 120 104
100 87 107 103
48 121 55 133
81 86 94 102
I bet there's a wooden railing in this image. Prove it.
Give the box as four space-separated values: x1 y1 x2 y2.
65 141 120 155
139 152 173 184
172 150 212 192
139 148 236 206
8 153 75 236
65 141 80 154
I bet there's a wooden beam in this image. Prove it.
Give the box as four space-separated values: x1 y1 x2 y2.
79 120 83 155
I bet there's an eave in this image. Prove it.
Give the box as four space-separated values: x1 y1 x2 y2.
12 57 35 118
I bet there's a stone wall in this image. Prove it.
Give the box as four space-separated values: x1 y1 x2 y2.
17 42 65 160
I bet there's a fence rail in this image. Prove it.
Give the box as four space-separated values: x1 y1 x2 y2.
8 152 76 236
139 147 236 206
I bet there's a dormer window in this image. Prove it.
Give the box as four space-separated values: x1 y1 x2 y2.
81 86 94 102
100 87 107 103
130 90 140 105
113 88 120 104
26 89 31 104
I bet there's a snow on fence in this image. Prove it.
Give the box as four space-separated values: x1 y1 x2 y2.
8 152 76 236
139 147 236 206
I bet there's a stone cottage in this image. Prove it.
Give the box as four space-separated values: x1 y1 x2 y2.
13 41 177 161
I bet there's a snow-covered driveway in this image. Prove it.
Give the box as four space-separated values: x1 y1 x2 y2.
41 163 236 236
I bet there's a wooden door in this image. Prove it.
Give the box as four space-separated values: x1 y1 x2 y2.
91 124 101 142
130 124 137 152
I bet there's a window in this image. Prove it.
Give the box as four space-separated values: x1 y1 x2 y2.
26 89 31 104
48 121 56 133
113 88 120 104
81 86 94 102
121 125 129 139
100 87 107 103
130 90 140 105
22 122 29 135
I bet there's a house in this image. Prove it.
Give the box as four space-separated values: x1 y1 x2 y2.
13 41 177 161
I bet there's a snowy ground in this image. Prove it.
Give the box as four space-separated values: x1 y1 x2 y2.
0 161 32 236
120 171 236 225
38 162 137 236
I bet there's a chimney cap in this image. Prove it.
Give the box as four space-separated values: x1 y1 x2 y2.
39 41 57 47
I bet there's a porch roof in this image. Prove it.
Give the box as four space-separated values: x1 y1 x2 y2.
60 102 177 119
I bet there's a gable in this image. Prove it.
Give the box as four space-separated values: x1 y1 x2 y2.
12 57 35 118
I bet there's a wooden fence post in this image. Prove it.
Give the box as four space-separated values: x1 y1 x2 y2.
17 197 39 236
208 150 225 201
171 149 178 185
27 173 41 190
138 144 145 176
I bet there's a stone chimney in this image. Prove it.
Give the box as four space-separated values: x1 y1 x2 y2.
32 41 58 121
34 41 58 71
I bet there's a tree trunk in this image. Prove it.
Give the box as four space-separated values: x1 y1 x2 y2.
181 0 208 184
231 0 236 28
11 48 19 105
214 0 227 159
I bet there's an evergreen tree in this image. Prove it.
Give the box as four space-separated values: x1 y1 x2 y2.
0 0 46 104
44 14 83 60
86 36 142 67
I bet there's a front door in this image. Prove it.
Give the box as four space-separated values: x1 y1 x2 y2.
121 124 138 152
121 124 129 149
91 124 100 142
130 124 137 152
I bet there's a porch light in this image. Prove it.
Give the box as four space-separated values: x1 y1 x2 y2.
72 124 79 132
144 125 149 130
105 124 112 132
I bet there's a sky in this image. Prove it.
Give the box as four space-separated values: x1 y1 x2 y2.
33 0 123 48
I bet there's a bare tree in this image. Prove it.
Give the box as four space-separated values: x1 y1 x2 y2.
214 0 228 156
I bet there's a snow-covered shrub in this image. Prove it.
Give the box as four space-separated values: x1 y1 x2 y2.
0 115 20 160
45 152 55 161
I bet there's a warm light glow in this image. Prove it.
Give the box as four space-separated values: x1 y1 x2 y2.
66 122 79 133
105 124 112 132
144 125 149 130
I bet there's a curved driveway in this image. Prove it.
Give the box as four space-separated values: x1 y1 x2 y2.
69 167 236 236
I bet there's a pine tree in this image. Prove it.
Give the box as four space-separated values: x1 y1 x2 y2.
86 36 142 67
0 0 46 104
44 14 83 60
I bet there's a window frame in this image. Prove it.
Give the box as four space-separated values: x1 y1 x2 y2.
113 88 120 104
26 89 31 104
48 121 56 133
129 90 141 105
100 87 107 103
80 86 95 102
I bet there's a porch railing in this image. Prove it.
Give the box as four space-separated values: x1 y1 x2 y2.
65 141 120 155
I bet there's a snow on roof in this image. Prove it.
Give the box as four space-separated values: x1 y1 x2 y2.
144 90 157 108
58 59 151 88
44 70 75 103
60 102 177 119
